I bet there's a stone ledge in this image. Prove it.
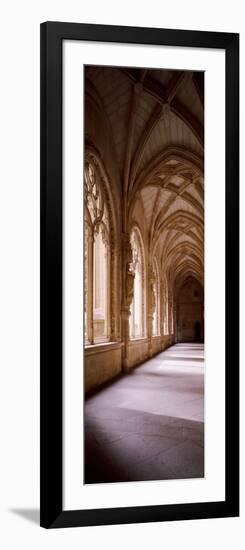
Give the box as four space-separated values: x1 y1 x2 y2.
128 338 149 346
85 341 122 356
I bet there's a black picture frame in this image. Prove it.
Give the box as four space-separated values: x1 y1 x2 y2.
40 21 239 528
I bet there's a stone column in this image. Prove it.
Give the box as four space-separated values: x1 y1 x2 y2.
121 307 131 371
173 300 177 343
159 279 164 350
104 242 109 339
87 230 94 344
121 233 134 371
109 243 116 342
148 266 156 358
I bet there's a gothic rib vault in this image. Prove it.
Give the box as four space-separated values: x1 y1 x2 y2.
85 65 204 393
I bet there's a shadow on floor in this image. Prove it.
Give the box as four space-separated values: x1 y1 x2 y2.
85 409 204 485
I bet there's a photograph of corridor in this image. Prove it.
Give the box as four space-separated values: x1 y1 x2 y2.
84 65 204 483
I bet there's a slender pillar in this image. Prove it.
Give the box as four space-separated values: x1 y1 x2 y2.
148 265 156 358
121 233 134 371
87 231 94 344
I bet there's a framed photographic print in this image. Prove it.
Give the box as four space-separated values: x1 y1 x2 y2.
40 22 239 528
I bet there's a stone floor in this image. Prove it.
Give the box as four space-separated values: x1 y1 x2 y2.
84 343 204 484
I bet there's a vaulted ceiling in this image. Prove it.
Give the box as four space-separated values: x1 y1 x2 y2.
85 65 204 289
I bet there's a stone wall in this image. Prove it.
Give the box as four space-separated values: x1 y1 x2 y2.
85 336 175 392
85 342 122 393
176 279 204 343
126 338 149 369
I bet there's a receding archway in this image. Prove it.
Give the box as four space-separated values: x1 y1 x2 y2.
175 277 204 343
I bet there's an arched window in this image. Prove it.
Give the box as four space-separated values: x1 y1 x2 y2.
163 276 169 336
152 257 160 336
129 228 146 339
84 159 110 344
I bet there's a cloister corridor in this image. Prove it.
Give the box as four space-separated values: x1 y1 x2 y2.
84 65 205 483
85 343 204 484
